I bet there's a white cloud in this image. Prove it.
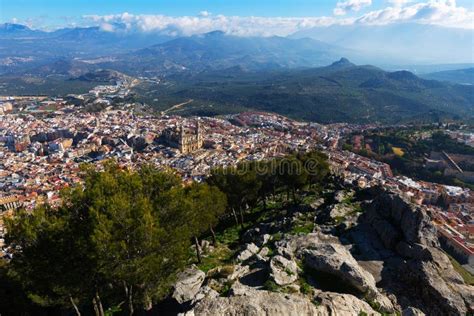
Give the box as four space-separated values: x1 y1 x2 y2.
356 0 474 28
387 0 413 7
81 0 473 37
84 13 343 37
199 11 211 17
334 0 372 16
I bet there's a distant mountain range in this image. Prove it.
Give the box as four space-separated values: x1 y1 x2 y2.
291 23 474 65
0 23 472 125
1 22 473 78
421 68 474 85
95 31 352 76
135 58 473 124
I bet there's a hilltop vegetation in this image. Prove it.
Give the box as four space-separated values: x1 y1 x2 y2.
134 59 474 124
1 152 329 315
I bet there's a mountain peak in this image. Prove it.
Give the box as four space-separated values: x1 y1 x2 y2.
203 30 226 37
331 57 354 67
0 23 31 31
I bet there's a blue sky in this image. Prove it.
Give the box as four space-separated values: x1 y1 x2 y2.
1 0 340 18
1 0 473 33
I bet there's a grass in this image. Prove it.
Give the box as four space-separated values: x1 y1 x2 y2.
290 222 314 235
447 254 474 285
197 224 243 273
197 244 234 273
263 279 280 292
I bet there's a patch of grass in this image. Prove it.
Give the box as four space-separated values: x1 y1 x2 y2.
198 244 234 273
216 225 242 246
272 232 284 242
447 254 474 285
299 278 313 295
290 222 314 235
263 279 280 292
219 280 234 297
311 298 321 307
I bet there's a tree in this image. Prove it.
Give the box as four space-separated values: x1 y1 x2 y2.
208 164 260 228
185 183 227 262
277 155 308 204
6 162 191 315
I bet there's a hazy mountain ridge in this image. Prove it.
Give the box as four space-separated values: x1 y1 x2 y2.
137 58 473 124
291 23 474 65
421 68 474 85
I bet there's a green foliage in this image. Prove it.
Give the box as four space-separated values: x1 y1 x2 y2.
137 65 474 124
5 162 227 315
263 279 280 292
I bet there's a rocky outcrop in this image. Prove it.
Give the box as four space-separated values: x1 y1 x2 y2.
236 243 259 262
176 189 472 316
269 255 298 285
172 265 206 304
189 282 319 316
357 191 474 315
362 192 438 250
189 282 380 316
275 232 394 312
303 243 394 312
313 290 378 315
304 243 377 294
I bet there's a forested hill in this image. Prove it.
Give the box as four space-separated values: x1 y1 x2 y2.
135 58 474 124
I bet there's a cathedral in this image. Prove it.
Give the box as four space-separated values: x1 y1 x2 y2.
160 121 203 154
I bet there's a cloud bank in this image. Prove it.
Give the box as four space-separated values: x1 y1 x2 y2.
334 0 373 16
80 0 472 36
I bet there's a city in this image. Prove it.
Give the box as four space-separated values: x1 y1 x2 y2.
1 80 472 277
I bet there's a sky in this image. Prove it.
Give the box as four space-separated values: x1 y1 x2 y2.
0 0 473 35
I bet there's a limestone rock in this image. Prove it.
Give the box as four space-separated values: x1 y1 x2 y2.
227 264 250 281
192 285 219 304
360 191 474 315
172 265 206 304
314 290 378 316
402 307 426 316
303 243 377 295
269 255 298 285
236 243 259 262
191 282 380 316
192 282 320 315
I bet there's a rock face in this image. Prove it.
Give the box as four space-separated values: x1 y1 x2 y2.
269 255 298 285
175 189 473 316
303 243 377 294
189 282 378 316
356 191 474 315
191 282 319 316
313 290 378 316
172 265 206 304
275 232 394 312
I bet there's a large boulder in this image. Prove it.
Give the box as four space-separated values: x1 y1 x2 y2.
275 232 394 312
314 290 378 316
191 282 319 315
172 265 206 304
303 243 377 295
189 282 380 316
359 191 474 315
269 255 298 285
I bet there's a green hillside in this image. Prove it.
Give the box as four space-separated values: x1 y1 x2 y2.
134 59 474 124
